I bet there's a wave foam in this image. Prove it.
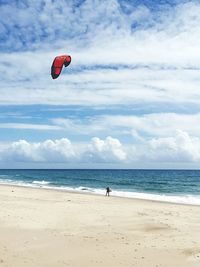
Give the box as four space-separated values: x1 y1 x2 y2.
0 179 200 205
33 180 51 185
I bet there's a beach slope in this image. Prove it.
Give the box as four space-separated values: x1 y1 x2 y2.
0 185 200 267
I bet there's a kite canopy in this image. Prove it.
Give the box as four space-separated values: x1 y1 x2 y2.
51 55 71 79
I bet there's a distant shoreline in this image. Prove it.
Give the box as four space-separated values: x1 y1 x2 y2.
0 182 199 207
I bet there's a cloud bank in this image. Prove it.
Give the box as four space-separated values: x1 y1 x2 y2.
1 130 200 168
1 136 127 165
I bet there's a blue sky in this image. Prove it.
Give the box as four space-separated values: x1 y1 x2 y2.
1 0 200 168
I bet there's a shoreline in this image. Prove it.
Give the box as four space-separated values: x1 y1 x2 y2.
0 184 200 266
0 181 200 207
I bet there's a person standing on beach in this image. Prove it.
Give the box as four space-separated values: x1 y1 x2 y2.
106 187 111 196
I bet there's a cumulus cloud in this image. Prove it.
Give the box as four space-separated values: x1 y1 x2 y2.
147 130 200 162
1 131 200 168
0 136 127 164
3 138 77 163
86 136 127 162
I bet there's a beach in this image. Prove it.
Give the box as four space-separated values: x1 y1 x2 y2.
0 185 200 267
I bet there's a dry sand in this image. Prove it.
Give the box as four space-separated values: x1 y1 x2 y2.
0 184 200 267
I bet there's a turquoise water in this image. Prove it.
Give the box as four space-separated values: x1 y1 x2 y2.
0 169 200 205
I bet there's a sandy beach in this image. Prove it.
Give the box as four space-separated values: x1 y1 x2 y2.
0 185 200 267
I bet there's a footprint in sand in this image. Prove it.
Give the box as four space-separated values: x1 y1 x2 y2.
184 249 200 262
190 252 200 261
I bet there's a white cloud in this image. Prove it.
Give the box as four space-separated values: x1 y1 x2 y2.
1 131 200 167
51 112 200 139
86 136 127 162
94 113 200 138
147 130 200 162
0 136 127 164
3 138 77 163
1 1 200 106
0 123 61 130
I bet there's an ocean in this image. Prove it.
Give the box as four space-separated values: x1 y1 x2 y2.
0 169 200 205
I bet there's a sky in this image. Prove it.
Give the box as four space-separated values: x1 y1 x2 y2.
1 0 200 169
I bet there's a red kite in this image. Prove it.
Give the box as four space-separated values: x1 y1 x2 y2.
51 55 71 79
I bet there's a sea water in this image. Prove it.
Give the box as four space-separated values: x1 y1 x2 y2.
0 169 200 205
